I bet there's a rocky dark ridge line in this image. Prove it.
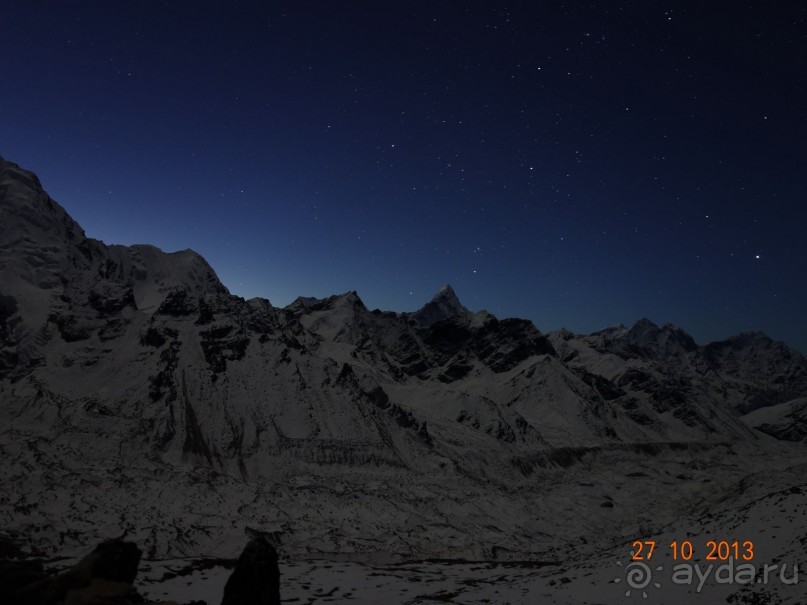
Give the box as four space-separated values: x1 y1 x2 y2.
2 155 804 416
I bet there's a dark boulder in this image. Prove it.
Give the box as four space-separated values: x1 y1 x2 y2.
0 558 50 599
1 535 277 605
221 538 281 605
7 539 142 605
75 538 142 584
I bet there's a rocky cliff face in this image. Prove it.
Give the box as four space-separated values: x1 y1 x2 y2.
2 155 806 568
0 156 226 378
548 318 807 437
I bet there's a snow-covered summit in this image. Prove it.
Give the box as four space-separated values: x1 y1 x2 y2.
0 155 226 324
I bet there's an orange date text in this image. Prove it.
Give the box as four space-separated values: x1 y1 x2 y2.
630 540 755 561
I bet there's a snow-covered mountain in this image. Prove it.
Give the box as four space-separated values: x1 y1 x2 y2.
2 155 806 602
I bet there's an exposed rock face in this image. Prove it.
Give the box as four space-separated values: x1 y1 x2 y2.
0 156 227 379
704 331 807 412
221 538 281 605
548 318 807 436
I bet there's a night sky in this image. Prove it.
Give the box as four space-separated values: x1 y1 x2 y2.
2 2 806 352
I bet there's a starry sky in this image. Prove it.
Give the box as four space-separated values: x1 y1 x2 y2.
2 2 806 352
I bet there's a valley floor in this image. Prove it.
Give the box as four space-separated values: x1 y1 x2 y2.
132 549 804 605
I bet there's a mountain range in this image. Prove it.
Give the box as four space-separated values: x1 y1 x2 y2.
2 154 806 602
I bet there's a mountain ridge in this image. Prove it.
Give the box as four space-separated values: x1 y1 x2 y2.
3 154 800 354
2 155 807 576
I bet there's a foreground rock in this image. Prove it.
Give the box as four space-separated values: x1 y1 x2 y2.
4 539 141 605
221 537 281 605
0 537 279 604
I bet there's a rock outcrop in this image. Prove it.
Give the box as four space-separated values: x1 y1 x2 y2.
0 536 279 605
0 538 193 605
221 538 281 605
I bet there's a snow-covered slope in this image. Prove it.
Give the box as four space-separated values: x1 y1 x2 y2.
742 397 807 442
2 155 806 603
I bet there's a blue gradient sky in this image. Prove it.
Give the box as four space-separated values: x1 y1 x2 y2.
2 2 805 351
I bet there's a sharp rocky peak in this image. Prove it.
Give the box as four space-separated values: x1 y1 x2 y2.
433 283 458 300
413 283 470 327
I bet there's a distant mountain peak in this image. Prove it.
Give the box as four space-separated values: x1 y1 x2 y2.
714 330 785 352
412 284 470 327
632 317 660 331
335 290 366 308
432 283 460 303
0 156 228 325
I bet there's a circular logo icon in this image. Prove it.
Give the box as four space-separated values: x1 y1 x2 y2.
625 562 653 590
615 560 663 599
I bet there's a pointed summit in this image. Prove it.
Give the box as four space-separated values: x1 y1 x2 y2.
413 283 470 327
432 283 461 305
